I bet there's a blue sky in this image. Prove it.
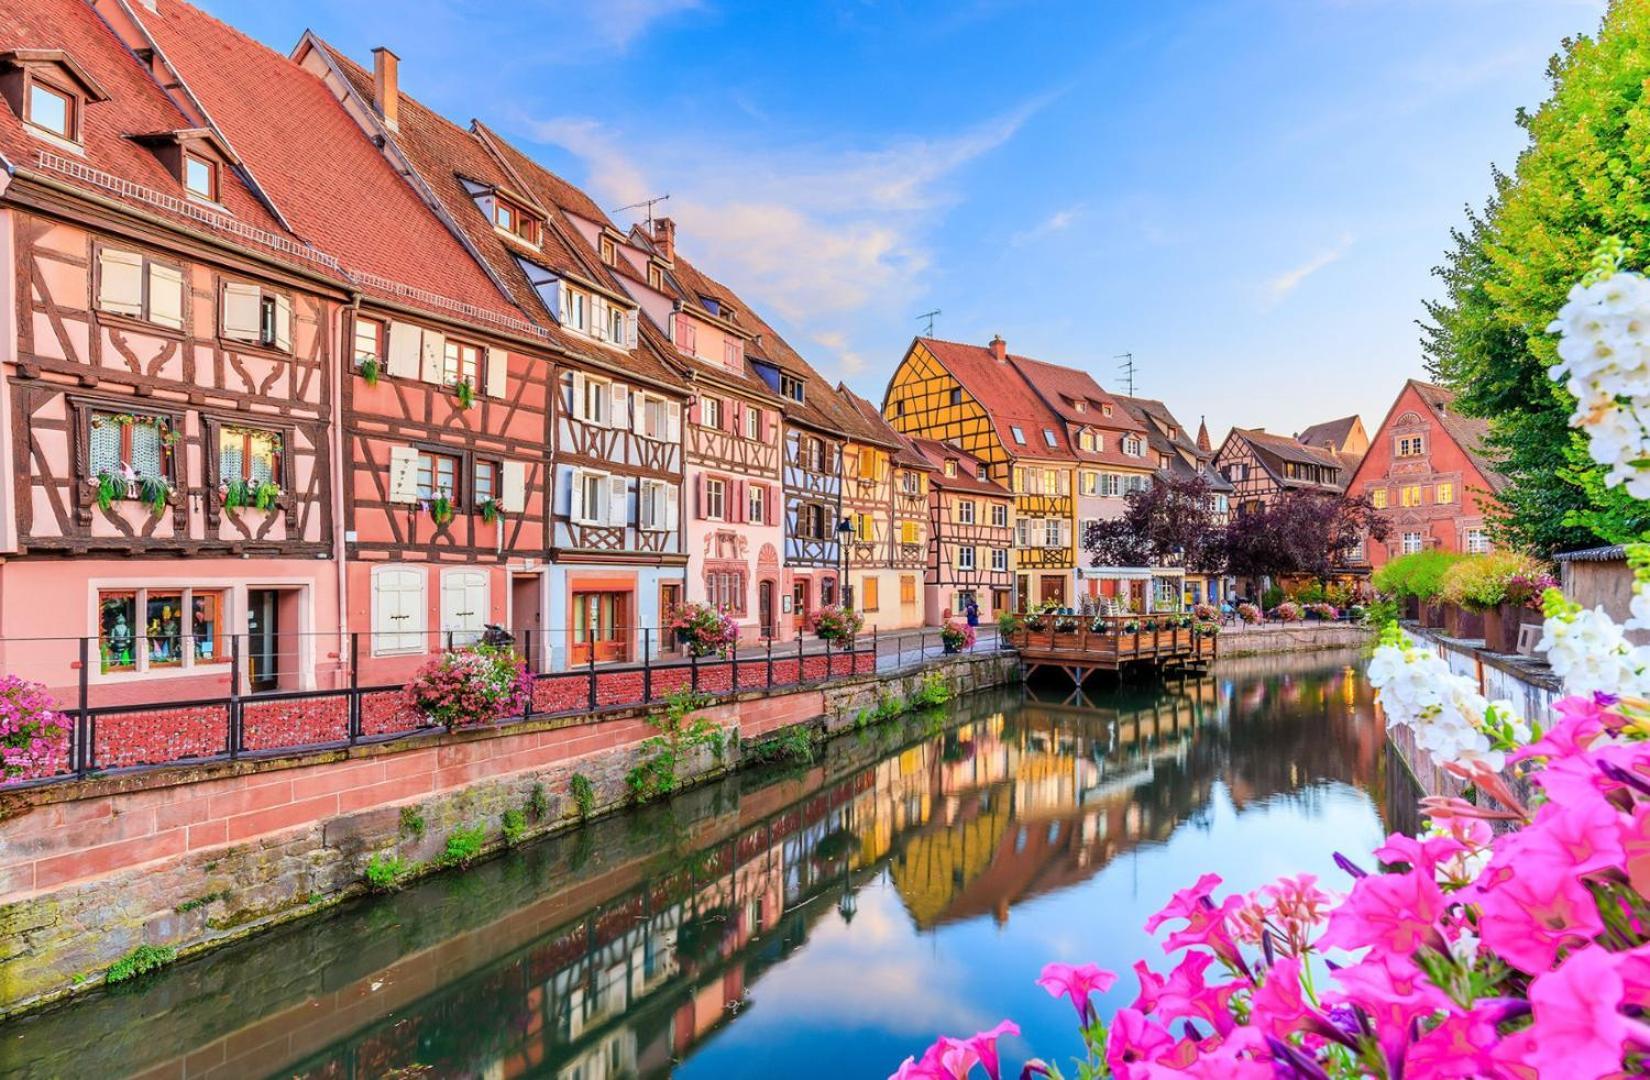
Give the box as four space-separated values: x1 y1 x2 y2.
210 0 1605 439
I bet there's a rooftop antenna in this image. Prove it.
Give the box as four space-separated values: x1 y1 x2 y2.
917 309 941 336
1115 352 1137 397
609 193 671 227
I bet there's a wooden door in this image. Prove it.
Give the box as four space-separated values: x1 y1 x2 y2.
1040 576 1067 606
792 580 809 631
758 581 775 637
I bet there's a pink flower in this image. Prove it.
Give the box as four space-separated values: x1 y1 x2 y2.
1404 1001 1507 1077
1490 797 1626 882
1144 873 1224 935
1154 951 1240 1037
1130 959 1165 1014
1105 1008 1174 1078
1330 953 1451 1067
1476 867 1604 975
960 1021 1019 1080
1512 693 1611 764
1248 956 1312 1040
1319 866 1447 956
1522 944 1650 1079
1035 961 1116 1024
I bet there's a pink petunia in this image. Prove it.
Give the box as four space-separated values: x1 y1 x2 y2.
1035 961 1117 1024
1144 873 1224 935
1105 1007 1174 1079
1247 956 1313 1040
960 1020 1019 1080
1319 866 1447 956
1130 959 1166 1014
1522 944 1650 1079
1154 951 1240 1037
1330 953 1451 1068
1476 868 1605 975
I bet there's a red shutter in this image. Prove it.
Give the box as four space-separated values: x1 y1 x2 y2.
723 398 737 433
695 474 705 519
731 479 745 523
764 409 777 443
689 398 701 425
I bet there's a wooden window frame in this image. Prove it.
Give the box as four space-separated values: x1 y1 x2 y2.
215 424 284 485
416 447 462 505
990 503 1007 527
1435 481 1454 505
183 150 218 201
24 74 77 142
705 477 726 521
472 457 500 510
79 399 181 485
442 339 482 388
352 313 386 368
493 196 541 245
599 235 617 265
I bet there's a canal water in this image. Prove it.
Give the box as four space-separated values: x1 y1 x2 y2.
0 648 1405 1080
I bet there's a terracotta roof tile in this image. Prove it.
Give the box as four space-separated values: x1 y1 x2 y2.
915 337 1075 461
907 438 1010 496
1409 380 1506 492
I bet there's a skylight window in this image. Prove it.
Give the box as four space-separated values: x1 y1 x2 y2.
1043 429 1057 447
1011 426 1026 445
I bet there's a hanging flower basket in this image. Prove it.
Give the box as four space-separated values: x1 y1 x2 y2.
668 601 738 657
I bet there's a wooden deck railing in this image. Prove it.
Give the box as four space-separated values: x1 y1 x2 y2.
1007 613 1217 667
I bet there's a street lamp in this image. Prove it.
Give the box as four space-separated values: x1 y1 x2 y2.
836 516 855 608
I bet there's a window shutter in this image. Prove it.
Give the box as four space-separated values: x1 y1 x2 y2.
387 446 420 503
632 392 648 436
273 294 293 352
695 474 706 519
221 282 262 342
591 296 607 340
387 321 421 379
147 263 184 330
666 483 679 530
97 249 145 317
666 401 681 443
571 371 588 421
688 398 701 426
607 474 627 527
731 479 745 524
419 329 445 384
625 313 638 348
484 347 507 398
569 469 586 522
610 383 628 429
500 460 527 513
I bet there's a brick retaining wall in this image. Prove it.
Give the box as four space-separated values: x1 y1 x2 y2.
0 651 1018 1017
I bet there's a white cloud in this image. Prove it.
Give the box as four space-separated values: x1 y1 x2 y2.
1262 234 1354 307
588 0 703 49
521 98 1044 378
1011 204 1082 246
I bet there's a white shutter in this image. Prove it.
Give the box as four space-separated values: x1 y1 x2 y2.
610 383 628 430
97 249 145 317
625 313 638 348
441 570 489 645
221 282 262 342
569 468 585 523
273 293 293 352
632 392 648 435
665 483 679 530
591 296 608 341
387 320 421 379
500 460 527 513
666 401 681 443
571 371 588 422
607 474 627 527
147 263 184 330
387 445 420 504
483 347 506 398
374 567 426 654
419 329 446 384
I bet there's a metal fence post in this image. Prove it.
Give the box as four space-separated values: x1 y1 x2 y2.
824 631 832 682
348 631 361 744
730 637 739 693
228 634 242 760
797 633 804 689
588 648 598 711
872 625 878 674
76 636 91 778
642 629 652 703
766 635 774 689
691 649 699 693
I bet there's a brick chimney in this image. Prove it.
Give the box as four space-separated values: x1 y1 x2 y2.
372 47 400 131
652 216 676 264
989 335 1007 363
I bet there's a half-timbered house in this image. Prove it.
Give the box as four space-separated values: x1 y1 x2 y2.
0 0 350 703
883 336 1078 609
305 42 691 668
602 234 788 641
907 439 1013 624
1346 381 1505 569
841 388 931 630
1212 426 1351 517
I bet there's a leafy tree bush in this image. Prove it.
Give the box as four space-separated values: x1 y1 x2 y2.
1439 552 1554 610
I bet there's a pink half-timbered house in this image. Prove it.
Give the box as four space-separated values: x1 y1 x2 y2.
0 0 346 706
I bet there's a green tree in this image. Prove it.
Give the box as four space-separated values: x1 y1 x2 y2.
1424 0 1650 552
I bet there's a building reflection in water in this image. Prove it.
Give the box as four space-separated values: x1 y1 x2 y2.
2 650 1387 1080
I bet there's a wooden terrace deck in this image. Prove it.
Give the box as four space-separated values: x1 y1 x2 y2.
1008 614 1217 684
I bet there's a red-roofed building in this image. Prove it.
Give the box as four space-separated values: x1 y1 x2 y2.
1345 381 1505 568
884 337 1079 608
0 0 354 704
907 439 1014 623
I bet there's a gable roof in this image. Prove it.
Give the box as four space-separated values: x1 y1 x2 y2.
1297 415 1361 452
1395 380 1506 493
838 385 925 460
914 337 1076 461
1229 427 1349 492
1114 395 1233 493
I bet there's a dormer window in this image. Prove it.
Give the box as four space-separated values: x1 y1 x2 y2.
1102 404 1113 417
1074 400 1086 413
1123 435 1144 457
27 80 72 139
647 263 664 289
2 50 110 147
600 235 617 265
492 195 540 245
944 460 957 478
780 374 805 403
183 151 217 200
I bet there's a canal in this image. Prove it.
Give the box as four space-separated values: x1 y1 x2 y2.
0 648 1405 1079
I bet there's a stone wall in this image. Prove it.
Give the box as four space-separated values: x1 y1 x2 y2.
1217 623 1373 658
0 651 1018 1017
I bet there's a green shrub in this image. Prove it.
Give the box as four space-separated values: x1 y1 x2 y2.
1372 551 1463 601
528 782 550 821
995 610 1020 637
365 853 405 892
501 808 526 846
440 825 486 868
570 773 595 818
1438 552 1552 610
909 671 952 708
106 944 176 985
1261 585 1285 610
751 725 814 765
399 806 425 839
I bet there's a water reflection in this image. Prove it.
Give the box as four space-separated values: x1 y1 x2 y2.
0 649 1402 1080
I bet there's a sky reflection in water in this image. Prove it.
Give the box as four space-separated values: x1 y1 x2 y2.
0 648 1394 1080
